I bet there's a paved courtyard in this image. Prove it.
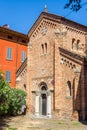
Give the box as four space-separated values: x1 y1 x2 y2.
0 114 87 130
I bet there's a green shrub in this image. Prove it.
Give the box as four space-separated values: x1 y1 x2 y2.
8 88 27 115
0 72 27 116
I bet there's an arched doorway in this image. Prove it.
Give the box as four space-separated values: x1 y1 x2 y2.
35 82 52 117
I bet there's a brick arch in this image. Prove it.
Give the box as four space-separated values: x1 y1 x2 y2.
38 82 48 90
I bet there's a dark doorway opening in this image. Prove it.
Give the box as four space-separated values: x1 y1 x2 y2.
42 94 47 115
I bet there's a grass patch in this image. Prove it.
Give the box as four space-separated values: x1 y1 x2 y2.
27 126 41 129
57 121 64 124
46 129 52 130
72 121 81 126
8 128 18 130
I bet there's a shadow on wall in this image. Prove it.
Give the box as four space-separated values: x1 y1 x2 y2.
72 61 87 124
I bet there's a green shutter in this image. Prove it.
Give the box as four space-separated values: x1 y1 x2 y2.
7 48 12 60
6 71 11 82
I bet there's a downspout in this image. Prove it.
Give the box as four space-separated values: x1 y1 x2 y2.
15 38 18 87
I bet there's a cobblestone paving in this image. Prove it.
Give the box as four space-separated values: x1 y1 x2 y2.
0 114 87 130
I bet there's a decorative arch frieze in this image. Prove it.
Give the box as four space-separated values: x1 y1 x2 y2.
66 26 85 35
31 19 57 39
60 57 76 70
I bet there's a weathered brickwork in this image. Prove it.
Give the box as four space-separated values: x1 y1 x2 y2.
16 12 87 121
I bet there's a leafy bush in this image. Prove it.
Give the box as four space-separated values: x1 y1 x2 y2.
8 88 26 115
0 72 27 116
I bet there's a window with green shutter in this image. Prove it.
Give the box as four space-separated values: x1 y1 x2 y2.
6 71 11 82
6 47 12 60
21 51 26 62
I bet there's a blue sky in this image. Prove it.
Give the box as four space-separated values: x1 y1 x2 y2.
0 0 87 34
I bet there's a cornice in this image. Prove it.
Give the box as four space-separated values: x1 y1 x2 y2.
42 12 87 31
59 47 84 65
0 27 29 45
28 12 87 38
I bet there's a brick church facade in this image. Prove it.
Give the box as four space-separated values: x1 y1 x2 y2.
16 11 87 121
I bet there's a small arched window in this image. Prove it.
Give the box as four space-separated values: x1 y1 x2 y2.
24 84 26 90
66 81 72 96
45 43 47 54
72 38 75 49
77 39 80 50
41 44 44 54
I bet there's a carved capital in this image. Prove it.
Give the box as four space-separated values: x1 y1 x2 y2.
47 90 50 96
35 91 40 96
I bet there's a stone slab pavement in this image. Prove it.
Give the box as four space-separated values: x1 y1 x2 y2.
0 114 87 130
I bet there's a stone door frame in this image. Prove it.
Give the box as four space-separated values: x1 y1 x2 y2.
35 82 51 118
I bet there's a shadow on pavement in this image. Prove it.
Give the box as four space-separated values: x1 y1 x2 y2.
80 120 87 125
0 116 11 129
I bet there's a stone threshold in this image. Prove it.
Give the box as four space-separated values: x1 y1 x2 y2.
29 114 52 119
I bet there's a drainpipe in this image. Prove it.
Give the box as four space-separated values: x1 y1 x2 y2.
15 38 18 87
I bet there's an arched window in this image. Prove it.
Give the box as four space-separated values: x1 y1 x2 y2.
45 43 47 54
41 44 44 54
66 81 72 96
41 43 48 55
72 38 75 50
24 84 26 90
77 39 80 50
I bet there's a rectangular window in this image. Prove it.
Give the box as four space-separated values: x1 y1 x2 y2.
6 71 11 82
6 47 12 60
21 51 26 62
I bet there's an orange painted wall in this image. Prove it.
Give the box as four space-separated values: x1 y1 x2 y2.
16 43 27 70
0 39 27 87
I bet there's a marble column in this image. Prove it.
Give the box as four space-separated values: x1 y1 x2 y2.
47 91 51 118
35 91 40 116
